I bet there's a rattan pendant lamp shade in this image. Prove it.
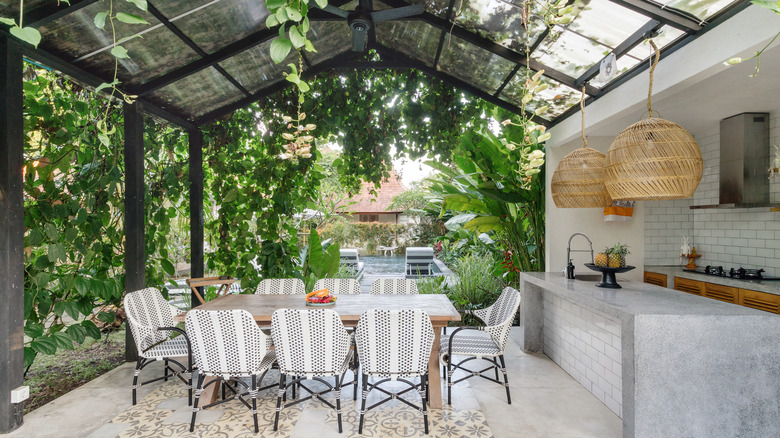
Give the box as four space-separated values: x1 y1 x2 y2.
604 41 703 201
551 88 611 208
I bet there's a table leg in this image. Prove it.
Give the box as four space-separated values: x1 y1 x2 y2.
428 326 443 409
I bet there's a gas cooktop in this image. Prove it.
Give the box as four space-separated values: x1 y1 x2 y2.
683 265 780 281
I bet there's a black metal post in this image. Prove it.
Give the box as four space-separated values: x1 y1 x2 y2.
188 129 204 308
0 34 25 433
123 101 145 362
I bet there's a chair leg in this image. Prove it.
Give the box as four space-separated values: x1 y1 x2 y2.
190 374 206 432
164 359 169 382
353 352 360 401
358 373 368 434
274 374 286 432
251 375 259 433
499 355 511 405
447 357 453 405
335 375 343 434
421 374 429 435
132 357 142 405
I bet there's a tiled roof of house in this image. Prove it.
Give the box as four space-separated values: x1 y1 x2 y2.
340 168 407 214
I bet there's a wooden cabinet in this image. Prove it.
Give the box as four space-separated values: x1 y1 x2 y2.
738 289 780 314
704 283 739 304
644 271 667 287
674 277 704 296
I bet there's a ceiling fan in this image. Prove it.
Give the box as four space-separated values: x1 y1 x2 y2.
318 0 424 52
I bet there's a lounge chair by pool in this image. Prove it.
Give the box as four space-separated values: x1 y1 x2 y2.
339 249 364 280
405 247 435 277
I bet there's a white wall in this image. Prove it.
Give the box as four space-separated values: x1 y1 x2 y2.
546 136 645 281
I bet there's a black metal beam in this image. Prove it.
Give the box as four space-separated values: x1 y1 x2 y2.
123 101 145 362
606 0 701 33
432 0 456 69
144 3 250 97
188 129 204 309
574 19 662 88
0 34 25 434
25 0 99 28
10 35 196 130
494 64 521 97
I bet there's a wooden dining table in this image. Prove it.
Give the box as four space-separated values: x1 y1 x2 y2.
175 293 461 408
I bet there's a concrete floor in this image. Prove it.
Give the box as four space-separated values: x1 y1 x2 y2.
6 328 621 438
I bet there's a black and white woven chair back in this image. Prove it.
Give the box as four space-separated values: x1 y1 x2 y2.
356 309 434 378
255 278 305 295
313 278 361 295
482 287 521 352
271 308 350 377
369 278 418 295
186 309 269 377
124 287 175 353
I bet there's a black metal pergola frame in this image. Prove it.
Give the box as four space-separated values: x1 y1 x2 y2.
0 0 750 432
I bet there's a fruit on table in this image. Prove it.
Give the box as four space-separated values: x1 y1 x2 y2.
306 288 337 304
608 253 622 268
595 251 608 267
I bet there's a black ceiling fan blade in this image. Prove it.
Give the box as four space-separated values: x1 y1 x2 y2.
321 4 350 18
371 4 424 22
351 27 368 51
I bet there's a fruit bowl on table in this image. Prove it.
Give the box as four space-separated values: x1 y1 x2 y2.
305 288 337 307
584 263 635 289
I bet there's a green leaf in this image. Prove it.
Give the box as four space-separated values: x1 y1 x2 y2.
74 276 89 296
464 216 504 233
116 12 149 24
161 259 175 276
315 0 328 8
98 132 110 146
47 243 66 262
52 332 75 350
94 11 108 29
24 347 36 369
304 39 315 52
65 227 79 242
266 14 279 27
24 292 32 319
125 0 148 11
29 228 43 246
10 26 42 48
275 7 289 23
0 17 17 26
266 0 287 10
752 0 780 14
66 324 87 344
94 80 118 94
289 25 305 48
30 337 57 355
82 320 102 340
24 322 45 339
223 188 238 203
302 17 310 33
286 7 303 21
34 272 50 289
270 38 293 63
110 45 130 59
44 223 58 241
285 73 300 84
296 80 310 92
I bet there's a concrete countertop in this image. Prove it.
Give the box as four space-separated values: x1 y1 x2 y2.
644 264 780 296
521 272 768 321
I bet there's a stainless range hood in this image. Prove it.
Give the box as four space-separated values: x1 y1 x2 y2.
692 113 774 209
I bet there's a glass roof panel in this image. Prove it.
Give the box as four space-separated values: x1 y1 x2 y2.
587 53 642 88
164 0 270 54
76 26 201 88
411 0 452 19
437 35 515 94
567 0 650 48
500 68 582 120
37 1 161 61
376 20 441 67
626 25 685 61
449 0 546 53
653 0 739 20
0 0 48 16
532 26 611 78
148 66 243 118
218 40 300 93
151 0 216 18
307 21 353 65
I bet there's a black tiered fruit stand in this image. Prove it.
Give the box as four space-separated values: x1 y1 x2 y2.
584 263 635 288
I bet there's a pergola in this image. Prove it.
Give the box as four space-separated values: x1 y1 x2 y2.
0 0 748 432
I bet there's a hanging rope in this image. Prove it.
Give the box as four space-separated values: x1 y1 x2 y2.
580 86 587 148
647 39 660 118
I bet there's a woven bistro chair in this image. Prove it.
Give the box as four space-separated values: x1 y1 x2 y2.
355 309 435 434
271 308 355 433
441 287 521 405
255 278 306 295
186 309 276 433
124 287 194 406
369 278 418 295
313 278 362 295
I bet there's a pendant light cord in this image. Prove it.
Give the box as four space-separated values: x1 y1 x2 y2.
648 39 660 118
580 86 587 148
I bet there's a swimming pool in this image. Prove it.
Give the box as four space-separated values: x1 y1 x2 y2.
360 255 441 275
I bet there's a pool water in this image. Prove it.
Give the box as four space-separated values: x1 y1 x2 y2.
360 255 440 275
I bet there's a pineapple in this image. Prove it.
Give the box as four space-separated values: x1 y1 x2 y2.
608 253 622 268
609 243 630 268
595 248 609 267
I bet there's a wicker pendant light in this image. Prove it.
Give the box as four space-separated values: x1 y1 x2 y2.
551 88 611 208
604 40 703 201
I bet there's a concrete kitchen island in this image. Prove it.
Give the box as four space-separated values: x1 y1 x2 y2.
520 272 780 438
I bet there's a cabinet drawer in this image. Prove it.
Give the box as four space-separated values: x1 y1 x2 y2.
674 277 704 295
704 282 738 304
644 271 667 287
738 289 780 314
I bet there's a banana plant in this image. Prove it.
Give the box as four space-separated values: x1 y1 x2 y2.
428 125 546 274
